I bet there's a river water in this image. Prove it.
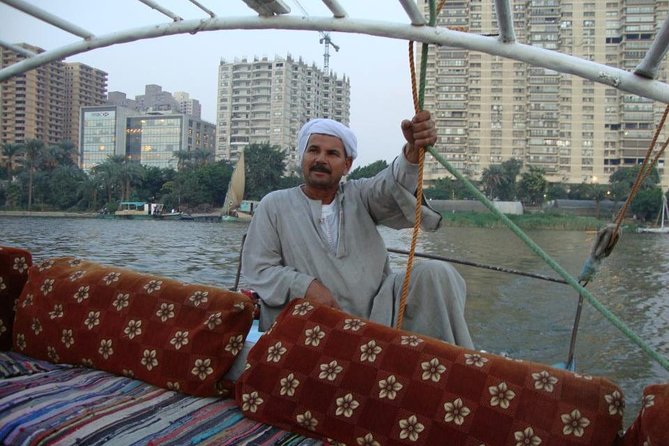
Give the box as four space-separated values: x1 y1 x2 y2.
2 216 668 426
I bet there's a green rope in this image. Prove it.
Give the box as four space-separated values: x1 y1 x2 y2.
418 0 436 110
428 148 669 372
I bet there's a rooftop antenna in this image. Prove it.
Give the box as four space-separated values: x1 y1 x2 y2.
292 0 340 72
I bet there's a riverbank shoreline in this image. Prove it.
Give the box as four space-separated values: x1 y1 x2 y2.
0 210 222 222
0 210 638 231
0 210 98 218
440 212 636 231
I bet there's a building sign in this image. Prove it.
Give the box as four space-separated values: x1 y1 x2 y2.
84 110 116 120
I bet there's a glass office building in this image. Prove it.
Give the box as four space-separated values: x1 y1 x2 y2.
126 116 183 169
80 105 215 171
80 106 124 171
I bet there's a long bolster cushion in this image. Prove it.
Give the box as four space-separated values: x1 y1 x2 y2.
12 257 254 397
236 298 624 446
0 246 32 351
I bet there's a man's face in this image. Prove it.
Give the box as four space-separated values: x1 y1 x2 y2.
301 133 353 190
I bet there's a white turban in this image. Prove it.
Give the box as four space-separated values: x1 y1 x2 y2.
297 118 358 160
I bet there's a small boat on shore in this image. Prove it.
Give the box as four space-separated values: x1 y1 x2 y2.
221 199 257 222
114 201 153 219
114 202 187 220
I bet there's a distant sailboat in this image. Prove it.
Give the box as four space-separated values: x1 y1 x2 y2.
221 151 254 222
638 193 669 234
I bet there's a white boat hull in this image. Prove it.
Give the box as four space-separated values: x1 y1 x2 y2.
637 227 669 233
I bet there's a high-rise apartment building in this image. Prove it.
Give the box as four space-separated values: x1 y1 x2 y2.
1 44 66 146
215 55 351 169
135 84 180 114
107 85 203 119
418 0 669 188
174 91 202 119
64 62 108 150
0 44 107 149
106 91 139 110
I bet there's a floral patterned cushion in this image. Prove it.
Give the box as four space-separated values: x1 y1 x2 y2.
621 383 669 446
0 246 32 351
236 299 623 446
12 257 254 397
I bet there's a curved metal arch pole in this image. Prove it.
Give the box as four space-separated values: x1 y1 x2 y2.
1 0 94 38
2 15 669 104
635 14 669 79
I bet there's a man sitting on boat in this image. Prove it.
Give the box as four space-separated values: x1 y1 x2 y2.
241 111 473 348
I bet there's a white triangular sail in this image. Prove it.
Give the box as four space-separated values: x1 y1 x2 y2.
222 151 245 216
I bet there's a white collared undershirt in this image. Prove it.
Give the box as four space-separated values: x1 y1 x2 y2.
320 200 339 254
317 151 418 255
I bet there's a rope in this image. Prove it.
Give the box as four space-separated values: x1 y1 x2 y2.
612 104 669 233
573 118 663 278
395 0 437 330
565 103 669 368
572 105 669 366
388 248 568 284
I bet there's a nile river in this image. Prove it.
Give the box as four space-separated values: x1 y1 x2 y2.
2 216 668 426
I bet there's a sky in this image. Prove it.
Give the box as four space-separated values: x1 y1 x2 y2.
0 0 420 168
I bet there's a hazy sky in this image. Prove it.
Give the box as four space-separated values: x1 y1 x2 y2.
0 0 422 168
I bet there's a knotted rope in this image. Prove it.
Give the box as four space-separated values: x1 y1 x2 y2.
581 104 669 286
577 104 669 289
566 103 669 368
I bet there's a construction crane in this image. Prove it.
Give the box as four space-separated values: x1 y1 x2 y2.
292 0 341 72
320 32 340 73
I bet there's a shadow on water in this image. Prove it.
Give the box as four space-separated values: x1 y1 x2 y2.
3 217 668 426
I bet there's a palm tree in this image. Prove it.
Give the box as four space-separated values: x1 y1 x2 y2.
94 155 145 202
43 141 77 170
191 148 212 167
481 164 506 200
92 156 122 206
1 143 24 181
24 139 46 210
118 159 145 201
172 150 192 171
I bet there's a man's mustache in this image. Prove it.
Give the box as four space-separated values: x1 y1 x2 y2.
310 164 331 174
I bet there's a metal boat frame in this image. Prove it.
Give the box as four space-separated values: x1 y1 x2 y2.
1 0 669 105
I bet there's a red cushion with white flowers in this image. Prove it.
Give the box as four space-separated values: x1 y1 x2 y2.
12 257 254 397
0 246 32 351
236 299 623 446
620 383 669 446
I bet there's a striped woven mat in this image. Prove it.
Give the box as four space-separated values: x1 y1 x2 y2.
0 351 320 446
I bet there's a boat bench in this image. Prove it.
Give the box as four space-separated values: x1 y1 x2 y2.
1 245 667 445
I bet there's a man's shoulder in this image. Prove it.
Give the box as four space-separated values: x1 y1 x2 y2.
263 186 301 202
341 168 390 192
258 186 302 210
